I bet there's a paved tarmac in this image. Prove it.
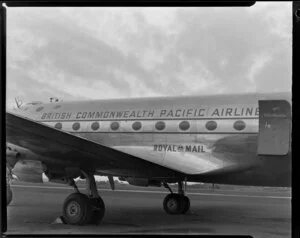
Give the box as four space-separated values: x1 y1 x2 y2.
5 183 291 237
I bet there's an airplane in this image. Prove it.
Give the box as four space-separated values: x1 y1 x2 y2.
5 92 292 225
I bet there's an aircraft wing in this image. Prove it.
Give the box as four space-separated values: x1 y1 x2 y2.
6 112 181 179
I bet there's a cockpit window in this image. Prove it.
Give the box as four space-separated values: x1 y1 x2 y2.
26 101 43 106
21 101 43 111
36 106 44 112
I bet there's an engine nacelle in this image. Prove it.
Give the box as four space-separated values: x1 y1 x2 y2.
6 150 20 159
6 147 20 168
6 143 43 169
44 170 68 183
119 177 161 187
44 166 82 185
49 178 69 184
12 160 44 183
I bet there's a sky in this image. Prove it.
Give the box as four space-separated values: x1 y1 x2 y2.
6 2 292 109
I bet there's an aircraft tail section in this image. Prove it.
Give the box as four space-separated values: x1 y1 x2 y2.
257 100 291 156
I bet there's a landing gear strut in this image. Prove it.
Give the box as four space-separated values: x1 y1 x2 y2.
163 181 190 215
62 171 105 225
6 184 13 206
6 166 13 206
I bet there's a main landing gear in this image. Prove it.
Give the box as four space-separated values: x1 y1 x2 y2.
62 171 105 225
163 181 190 215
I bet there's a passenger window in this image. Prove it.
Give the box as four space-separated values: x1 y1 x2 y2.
54 122 62 130
205 121 217 131
233 120 246 131
110 122 120 131
91 122 100 131
132 121 142 131
72 122 80 131
155 121 166 131
179 121 190 131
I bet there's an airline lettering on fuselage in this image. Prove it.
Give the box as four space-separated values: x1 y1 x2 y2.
153 144 206 153
40 106 259 120
41 112 72 120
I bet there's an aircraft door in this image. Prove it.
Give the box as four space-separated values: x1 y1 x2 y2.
257 100 291 155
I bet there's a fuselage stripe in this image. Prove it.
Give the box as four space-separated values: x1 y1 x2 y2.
37 116 259 122
71 131 257 134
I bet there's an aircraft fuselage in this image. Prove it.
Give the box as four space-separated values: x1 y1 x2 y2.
10 92 291 187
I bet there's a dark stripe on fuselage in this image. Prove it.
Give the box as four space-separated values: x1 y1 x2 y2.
71 131 257 134
37 116 259 122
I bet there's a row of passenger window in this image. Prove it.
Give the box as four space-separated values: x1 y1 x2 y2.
54 120 246 131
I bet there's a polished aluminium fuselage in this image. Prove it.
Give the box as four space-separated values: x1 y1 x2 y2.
14 92 291 187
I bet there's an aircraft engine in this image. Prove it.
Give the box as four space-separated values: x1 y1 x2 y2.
6 146 20 168
44 172 69 184
6 144 44 183
119 177 161 187
43 169 66 183
12 160 44 183
44 167 81 184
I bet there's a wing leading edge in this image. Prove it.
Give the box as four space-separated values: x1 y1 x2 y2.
6 112 181 179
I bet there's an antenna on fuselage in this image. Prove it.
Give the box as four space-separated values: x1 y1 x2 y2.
14 97 23 109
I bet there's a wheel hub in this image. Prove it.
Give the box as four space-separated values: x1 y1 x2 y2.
67 201 80 217
167 198 178 211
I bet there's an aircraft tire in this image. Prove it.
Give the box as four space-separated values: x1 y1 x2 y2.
180 195 190 214
7 185 12 206
62 193 93 225
163 194 182 215
89 197 105 225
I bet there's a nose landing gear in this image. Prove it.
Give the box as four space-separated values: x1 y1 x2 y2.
163 181 190 215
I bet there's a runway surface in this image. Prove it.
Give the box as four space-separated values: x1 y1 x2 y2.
5 183 291 237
